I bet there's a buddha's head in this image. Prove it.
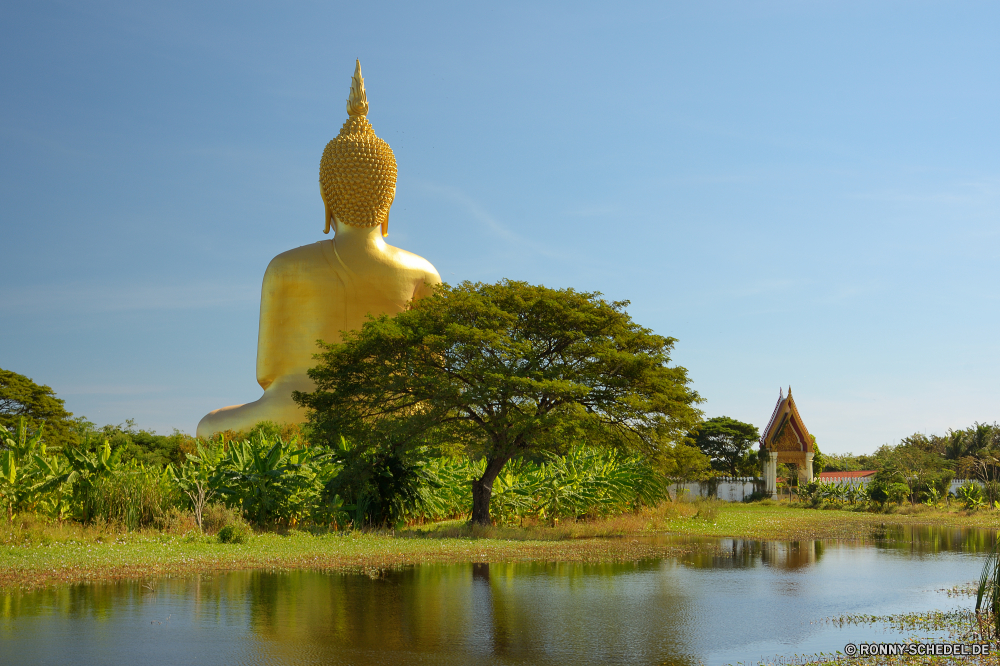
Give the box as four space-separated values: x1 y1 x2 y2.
319 60 397 237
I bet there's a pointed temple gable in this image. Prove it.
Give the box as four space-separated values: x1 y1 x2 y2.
760 386 815 498
760 386 813 454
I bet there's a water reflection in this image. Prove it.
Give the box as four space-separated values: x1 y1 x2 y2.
0 523 993 666
240 561 700 666
680 539 823 570
869 523 998 555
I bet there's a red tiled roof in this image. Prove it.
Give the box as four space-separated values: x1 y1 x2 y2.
818 471 876 479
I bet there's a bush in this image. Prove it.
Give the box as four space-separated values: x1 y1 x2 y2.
155 507 197 533
201 503 243 535
868 478 911 507
217 522 251 544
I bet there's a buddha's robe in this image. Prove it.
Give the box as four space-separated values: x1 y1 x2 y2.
196 230 439 438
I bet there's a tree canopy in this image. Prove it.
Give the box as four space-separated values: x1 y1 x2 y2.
0 368 77 447
295 280 703 525
691 416 760 477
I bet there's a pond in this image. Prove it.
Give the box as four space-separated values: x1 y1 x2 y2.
0 525 993 666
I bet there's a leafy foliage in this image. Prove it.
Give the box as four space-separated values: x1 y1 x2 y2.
406 444 669 526
0 368 78 448
74 418 195 468
297 280 702 525
207 432 339 528
690 416 759 477
217 522 251 544
957 481 985 510
323 436 427 527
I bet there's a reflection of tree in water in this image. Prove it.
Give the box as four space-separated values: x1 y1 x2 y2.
233 562 703 666
680 539 823 571
0 579 177 622
868 524 998 556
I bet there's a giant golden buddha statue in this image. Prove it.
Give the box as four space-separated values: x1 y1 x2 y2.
196 61 441 439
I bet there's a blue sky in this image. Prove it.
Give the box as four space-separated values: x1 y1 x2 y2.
1 1 997 454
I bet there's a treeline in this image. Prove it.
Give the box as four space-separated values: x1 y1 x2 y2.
807 422 1000 509
823 422 1000 479
0 367 196 468
1 417 669 531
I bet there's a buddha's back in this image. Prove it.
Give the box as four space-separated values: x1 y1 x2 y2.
196 61 440 439
255 235 439 390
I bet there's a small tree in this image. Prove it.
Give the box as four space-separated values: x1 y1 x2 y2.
296 280 703 526
691 417 760 477
171 441 223 532
659 441 711 500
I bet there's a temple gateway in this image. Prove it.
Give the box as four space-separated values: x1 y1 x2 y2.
760 387 814 499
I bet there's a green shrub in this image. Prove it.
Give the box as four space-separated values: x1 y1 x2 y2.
957 482 985 510
154 507 196 533
217 523 251 544
201 503 243 535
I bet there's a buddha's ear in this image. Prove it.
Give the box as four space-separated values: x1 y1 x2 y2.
323 200 334 235
321 182 334 234
381 187 394 237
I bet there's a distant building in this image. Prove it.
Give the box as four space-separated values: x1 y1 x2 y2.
818 471 875 480
817 470 876 486
760 386 814 499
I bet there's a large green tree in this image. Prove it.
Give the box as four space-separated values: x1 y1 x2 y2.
0 368 77 447
295 280 703 525
691 416 760 477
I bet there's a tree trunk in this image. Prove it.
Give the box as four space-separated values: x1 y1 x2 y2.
471 455 510 526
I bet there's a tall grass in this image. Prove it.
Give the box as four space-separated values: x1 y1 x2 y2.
77 469 177 530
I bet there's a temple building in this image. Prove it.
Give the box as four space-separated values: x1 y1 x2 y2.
760 387 814 498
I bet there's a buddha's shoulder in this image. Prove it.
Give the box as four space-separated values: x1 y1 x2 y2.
264 242 330 274
383 244 441 280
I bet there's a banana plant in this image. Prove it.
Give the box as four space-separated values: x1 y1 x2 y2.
63 440 122 522
923 485 943 508
844 484 860 505
213 432 336 527
2 417 46 461
0 449 18 522
0 418 55 517
29 452 78 522
958 482 985 510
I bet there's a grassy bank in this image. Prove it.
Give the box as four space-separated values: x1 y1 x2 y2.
2 501 999 590
0 529 709 590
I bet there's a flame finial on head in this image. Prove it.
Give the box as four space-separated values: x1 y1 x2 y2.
346 59 369 117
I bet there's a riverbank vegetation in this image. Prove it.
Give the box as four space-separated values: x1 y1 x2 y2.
1 415 676 532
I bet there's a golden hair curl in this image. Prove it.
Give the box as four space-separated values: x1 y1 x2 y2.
319 62 397 235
